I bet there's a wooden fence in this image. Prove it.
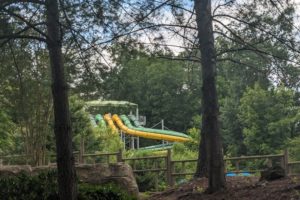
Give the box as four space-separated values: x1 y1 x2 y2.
1 149 299 187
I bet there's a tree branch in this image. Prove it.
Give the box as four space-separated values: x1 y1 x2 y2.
217 57 268 73
213 14 300 54
213 20 300 66
157 55 201 63
0 0 44 7
0 7 48 39
0 34 46 46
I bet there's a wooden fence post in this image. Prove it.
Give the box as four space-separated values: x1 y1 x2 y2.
283 149 289 176
235 161 240 173
166 149 174 187
79 136 85 164
117 149 123 162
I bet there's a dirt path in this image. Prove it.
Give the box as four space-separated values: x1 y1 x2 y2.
146 176 300 200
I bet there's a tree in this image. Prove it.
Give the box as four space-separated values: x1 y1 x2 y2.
0 110 16 154
46 0 77 198
0 0 76 198
238 83 300 155
193 0 226 192
0 40 54 165
213 1 300 156
69 95 93 160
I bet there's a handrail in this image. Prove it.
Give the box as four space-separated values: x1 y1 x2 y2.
123 155 166 161
224 154 283 161
82 152 120 157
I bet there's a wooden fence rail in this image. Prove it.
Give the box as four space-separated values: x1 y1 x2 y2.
1 149 299 187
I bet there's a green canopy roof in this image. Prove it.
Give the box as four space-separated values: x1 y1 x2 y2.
86 100 138 108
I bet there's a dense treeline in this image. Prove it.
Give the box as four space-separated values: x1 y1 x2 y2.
1 0 300 195
1 26 300 159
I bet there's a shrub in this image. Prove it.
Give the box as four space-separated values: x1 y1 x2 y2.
78 184 136 200
0 171 136 200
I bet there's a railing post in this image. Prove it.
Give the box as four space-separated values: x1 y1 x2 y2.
235 160 240 173
283 149 289 176
117 149 123 162
82 154 86 164
166 149 174 187
267 158 272 168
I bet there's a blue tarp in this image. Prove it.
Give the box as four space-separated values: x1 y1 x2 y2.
226 172 252 176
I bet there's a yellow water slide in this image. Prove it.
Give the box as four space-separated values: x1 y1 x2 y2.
103 114 118 132
111 114 189 142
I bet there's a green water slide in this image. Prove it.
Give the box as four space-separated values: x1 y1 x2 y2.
128 115 143 128
120 115 190 139
138 143 173 151
95 114 107 128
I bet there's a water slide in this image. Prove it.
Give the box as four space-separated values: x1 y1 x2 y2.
103 114 118 132
120 115 190 139
95 114 106 128
125 115 189 139
102 114 190 142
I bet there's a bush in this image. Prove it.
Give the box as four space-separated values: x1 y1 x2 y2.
125 149 167 192
0 171 136 200
78 184 136 200
0 170 58 200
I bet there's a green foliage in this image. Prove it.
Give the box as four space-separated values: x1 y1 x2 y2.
94 127 123 153
0 42 53 162
104 47 201 134
70 95 93 139
0 171 136 200
238 83 300 155
0 110 16 154
215 0 300 157
0 170 58 200
286 137 300 174
286 136 300 161
70 95 102 153
182 115 201 152
125 149 168 191
78 184 136 200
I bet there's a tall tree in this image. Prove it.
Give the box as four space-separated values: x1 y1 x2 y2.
194 0 226 192
45 0 77 199
0 0 77 198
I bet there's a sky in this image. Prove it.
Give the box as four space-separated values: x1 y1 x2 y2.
160 0 300 54
293 0 300 26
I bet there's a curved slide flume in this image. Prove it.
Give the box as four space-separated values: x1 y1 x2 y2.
103 114 118 133
123 115 190 139
112 114 190 142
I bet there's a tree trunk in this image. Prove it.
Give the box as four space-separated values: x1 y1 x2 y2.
45 0 77 199
194 0 226 192
194 130 208 177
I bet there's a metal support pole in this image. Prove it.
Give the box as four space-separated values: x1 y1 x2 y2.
121 131 126 150
136 107 139 120
162 119 164 145
161 119 169 144
137 137 140 149
131 136 135 149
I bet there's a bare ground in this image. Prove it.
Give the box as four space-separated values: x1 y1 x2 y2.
146 176 300 200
